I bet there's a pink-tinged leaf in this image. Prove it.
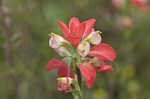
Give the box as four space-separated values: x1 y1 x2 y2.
79 65 96 88
69 17 80 33
89 43 116 62
58 21 69 39
96 65 113 72
83 18 96 38
46 58 62 71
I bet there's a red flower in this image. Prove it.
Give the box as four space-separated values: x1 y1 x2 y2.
47 17 116 90
58 17 96 46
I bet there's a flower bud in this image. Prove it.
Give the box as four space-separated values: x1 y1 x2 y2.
89 57 105 67
54 46 71 57
77 41 90 57
49 33 70 48
85 31 102 45
57 77 73 85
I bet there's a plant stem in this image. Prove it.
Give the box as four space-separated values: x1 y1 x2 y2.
72 78 82 99
71 59 82 99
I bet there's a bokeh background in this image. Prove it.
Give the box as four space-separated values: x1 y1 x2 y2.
0 0 150 99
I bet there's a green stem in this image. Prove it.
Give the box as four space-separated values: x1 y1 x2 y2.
72 79 82 99
71 59 82 99
73 93 80 99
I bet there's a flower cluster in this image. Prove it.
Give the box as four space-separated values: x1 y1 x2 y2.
46 17 116 93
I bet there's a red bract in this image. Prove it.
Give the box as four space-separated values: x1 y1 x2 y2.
79 58 114 88
96 65 113 72
82 19 96 38
78 43 116 88
46 58 70 77
89 43 116 73
58 17 96 46
89 43 116 62
79 65 96 88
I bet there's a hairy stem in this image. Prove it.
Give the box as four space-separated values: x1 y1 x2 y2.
72 59 82 99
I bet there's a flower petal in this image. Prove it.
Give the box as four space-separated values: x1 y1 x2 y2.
46 59 70 77
76 22 86 37
89 43 116 62
67 17 86 46
58 21 69 39
79 65 96 88
96 65 113 72
69 17 80 33
69 23 86 46
57 61 70 77
46 58 62 71
83 18 96 38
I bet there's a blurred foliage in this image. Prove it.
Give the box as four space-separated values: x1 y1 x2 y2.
0 0 150 99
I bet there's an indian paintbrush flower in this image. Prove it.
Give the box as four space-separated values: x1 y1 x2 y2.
46 17 116 99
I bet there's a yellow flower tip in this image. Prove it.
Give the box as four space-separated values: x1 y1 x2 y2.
50 32 56 37
96 30 102 34
57 78 63 81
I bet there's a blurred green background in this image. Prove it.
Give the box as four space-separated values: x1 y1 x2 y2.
0 0 150 99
